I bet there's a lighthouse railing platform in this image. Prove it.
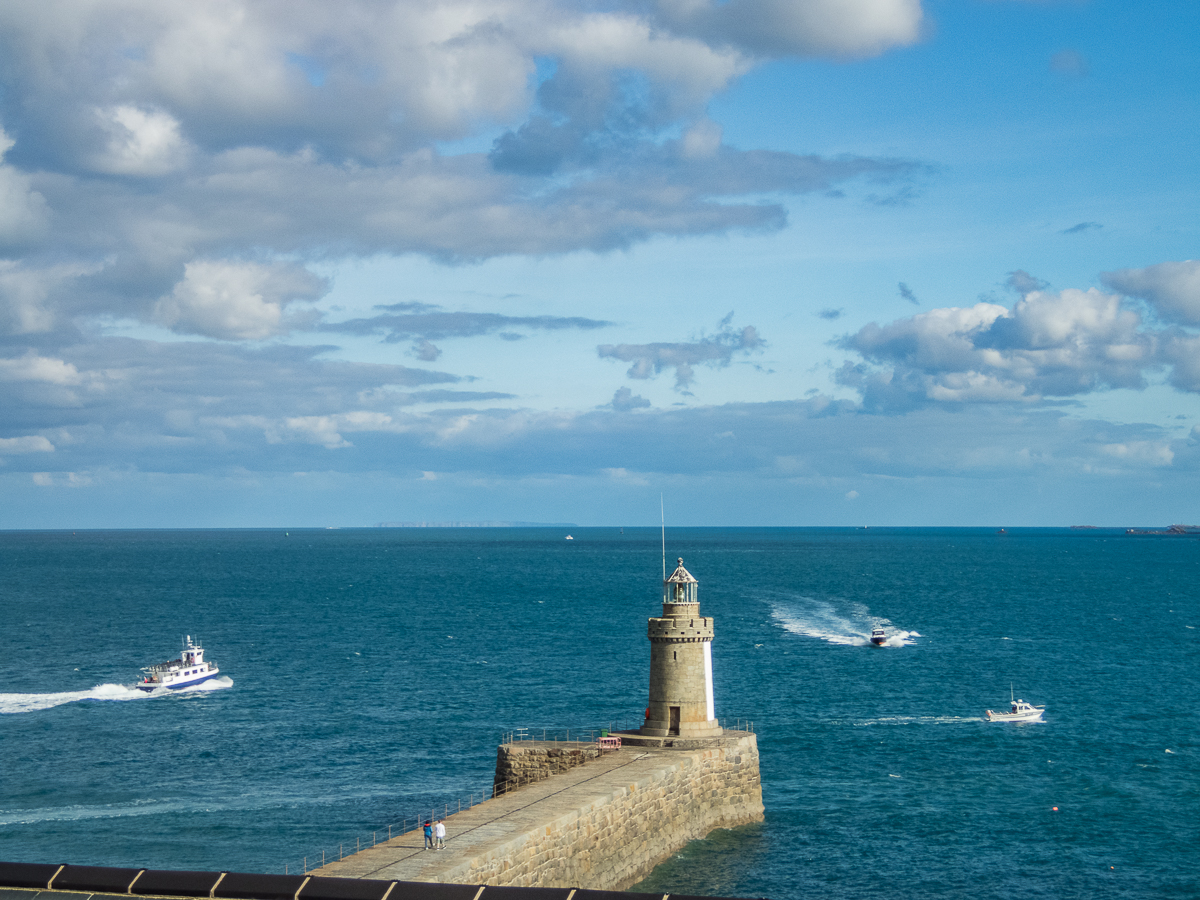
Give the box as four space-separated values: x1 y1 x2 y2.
500 716 754 747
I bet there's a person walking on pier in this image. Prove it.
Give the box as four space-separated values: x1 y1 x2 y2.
423 820 433 849
434 819 445 850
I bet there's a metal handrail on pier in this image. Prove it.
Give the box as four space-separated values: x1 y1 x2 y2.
283 791 492 876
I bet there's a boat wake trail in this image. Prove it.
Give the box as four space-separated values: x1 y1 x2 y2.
0 676 232 714
770 596 919 647
0 684 146 714
855 715 984 726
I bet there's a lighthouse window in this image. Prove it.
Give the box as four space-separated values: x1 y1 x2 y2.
673 651 677 661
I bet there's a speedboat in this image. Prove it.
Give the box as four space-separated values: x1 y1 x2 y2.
986 686 1044 722
870 628 887 645
135 636 219 691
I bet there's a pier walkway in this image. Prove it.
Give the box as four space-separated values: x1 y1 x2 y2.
314 733 762 890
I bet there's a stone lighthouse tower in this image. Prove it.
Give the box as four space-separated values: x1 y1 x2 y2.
641 558 722 739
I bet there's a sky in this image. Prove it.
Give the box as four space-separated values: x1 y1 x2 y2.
0 0 1198 528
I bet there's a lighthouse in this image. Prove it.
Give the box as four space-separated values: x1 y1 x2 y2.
641 558 722 739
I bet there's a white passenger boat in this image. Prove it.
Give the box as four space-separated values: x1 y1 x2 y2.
135 636 219 691
870 628 887 645
986 686 1044 722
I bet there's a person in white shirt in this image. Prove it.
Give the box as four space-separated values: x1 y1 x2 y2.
434 819 446 849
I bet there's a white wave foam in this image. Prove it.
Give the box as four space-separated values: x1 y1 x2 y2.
174 675 234 693
854 715 984 726
0 676 231 714
0 779 370 828
0 683 145 714
770 596 918 647
0 797 197 826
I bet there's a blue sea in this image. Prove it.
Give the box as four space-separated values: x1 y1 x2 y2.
1 528 1197 899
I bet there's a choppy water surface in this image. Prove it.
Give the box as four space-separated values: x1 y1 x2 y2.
1 528 1197 899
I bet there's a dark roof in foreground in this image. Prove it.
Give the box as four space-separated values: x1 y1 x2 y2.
0 862 763 900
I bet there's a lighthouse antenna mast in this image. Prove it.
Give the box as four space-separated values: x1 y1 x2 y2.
660 494 666 582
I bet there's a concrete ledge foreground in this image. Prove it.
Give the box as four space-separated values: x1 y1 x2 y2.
0 867 758 900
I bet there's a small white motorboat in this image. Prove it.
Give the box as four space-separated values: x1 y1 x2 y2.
135 636 220 691
870 628 887 645
986 686 1044 722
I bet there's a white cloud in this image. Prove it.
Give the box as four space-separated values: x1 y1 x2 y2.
91 105 189 175
32 471 92 487
543 12 745 104
0 351 83 385
1103 260 1200 327
0 435 54 454
841 288 1157 407
278 411 398 448
0 0 926 158
279 416 353 449
0 264 57 334
153 260 327 340
680 119 723 159
602 466 650 485
0 2 750 157
655 0 924 59
140 4 307 120
0 129 48 244
1161 333 1200 392
0 1 923 284
0 260 111 336
1100 441 1174 467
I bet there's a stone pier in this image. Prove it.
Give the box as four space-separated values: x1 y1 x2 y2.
315 732 763 891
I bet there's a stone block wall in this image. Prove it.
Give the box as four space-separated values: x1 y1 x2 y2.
493 742 602 794
462 732 763 890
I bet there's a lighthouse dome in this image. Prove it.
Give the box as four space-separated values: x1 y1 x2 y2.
666 558 697 584
663 557 699 611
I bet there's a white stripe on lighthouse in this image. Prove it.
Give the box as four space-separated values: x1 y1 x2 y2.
704 640 715 721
